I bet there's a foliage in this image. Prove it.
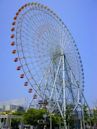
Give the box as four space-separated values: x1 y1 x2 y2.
66 104 75 128
90 108 97 126
51 114 61 125
23 108 48 125
12 110 24 116
83 105 90 123
11 118 20 129
12 107 25 116
10 107 25 129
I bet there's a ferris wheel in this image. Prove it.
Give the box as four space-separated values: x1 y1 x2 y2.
10 2 88 129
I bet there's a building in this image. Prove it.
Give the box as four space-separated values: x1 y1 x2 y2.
0 98 27 112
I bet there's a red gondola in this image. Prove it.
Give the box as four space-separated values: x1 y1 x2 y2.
28 88 32 93
24 4 28 7
18 8 22 12
14 16 17 20
24 82 28 86
12 22 16 25
12 50 16 54
21 6 24 9
20 74 24 78
16 66 21 70
10 34 15 38
11 27 15 31
11 41 15 46
14 58 18 62
16 12 19 16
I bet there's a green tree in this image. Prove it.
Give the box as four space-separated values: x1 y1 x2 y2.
83 105 90 124
11 108 25 129
90 108 97 127
66 104 75 128
23 108 47 126
11 118 20 129
23 108 63 128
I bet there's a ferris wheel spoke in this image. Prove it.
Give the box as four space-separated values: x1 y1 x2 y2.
38 62 52 86
19 10 63 48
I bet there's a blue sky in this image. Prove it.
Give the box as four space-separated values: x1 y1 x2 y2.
0 0 97 107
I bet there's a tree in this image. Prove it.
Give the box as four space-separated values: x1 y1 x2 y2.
23 108 47 126
66 104 75 128
90 108 97 127
11 118 20 129
83 105 90 124
11 108 25 129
